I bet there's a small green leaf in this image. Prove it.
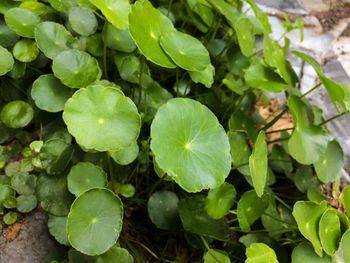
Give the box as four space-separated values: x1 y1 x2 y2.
205 182 236 219
52 49 102 88
294 165 318 193
147 190 181 230
48 0 76 12
292 201 328 256
319 208 341 255
160 30 211 71
102 23 136 53
109 141 139 166
4 8 41 38
19 1 53 15
249 131 267 197
314 140 344 183
67 188 123 256
16 194 37 213
3 211 17 225
128 0 176 68
13 39 39 62
228 131 251 176
269 145 293 174
340 185 350 216
207 0 239 26
0 45 14 75
203 249 231 263
67 162 107 197
189 64 215 88
234 16 255 57
63 85 141 152
48 215 69 245
95 247 134 263
69 7 97 36
0 101 33 129
11 172 36 195
237 190 269 232
341 229 350 263
245 243 278 263
150 98 231 192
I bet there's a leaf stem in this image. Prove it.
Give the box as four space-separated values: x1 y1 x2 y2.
260 108 288 131
300 82 321 98
265 127 294 134
274 194 292 211
103 44 108 79
318 111 349 126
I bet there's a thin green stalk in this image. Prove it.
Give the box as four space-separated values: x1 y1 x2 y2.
103 44 108 79
300 82 322 98
129 239 160 260
260 108 288 131
318 111 349 126
274 194 292 211
266 127 294 134
200 236 222 263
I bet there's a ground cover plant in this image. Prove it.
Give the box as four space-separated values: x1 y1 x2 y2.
1 0 350 262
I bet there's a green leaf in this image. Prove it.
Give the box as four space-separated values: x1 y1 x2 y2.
291 241 331 263
228 131 251 176
249 131 267 197
31 74 73 113
95 247 134 263
35 22 75 59
36 172 73 216
340 185 350 216
292 201 328 256
11 172 36 195
234 16 255 57
69 7 97 36
13 39 39 62
293 50 350 111
89 0 130 29
16 194 37 213
160 30 210 71
189 64 215 88
245 61 289 93
52 49 102 88
207 0 239 26
128 0 176 68
48 215 69 245
48 0 76 12
0 20 19 48
19 1 53 15
269 145 293 174
318 208 341 255
63 85 141 152
314 140 344 183
3 211 17 225
150 98 231 192
237 190 269 232
67 162 107 197
108 141 139 165
287 95 328 164
67 188 123 256
294 165 318 193
147 190 181 230
341 229 350 263
4 8 41 38
205 182 236 219
86 34 103 57
178 195 229 240
203 249 231 263
40 138 74 175
0 45 14 76
245 243 278 263
0 101 33 129
102 23 136 53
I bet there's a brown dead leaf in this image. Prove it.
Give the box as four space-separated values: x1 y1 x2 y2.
4 220 27 241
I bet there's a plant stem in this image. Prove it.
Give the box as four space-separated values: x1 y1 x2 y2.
265 127 294 134
274 194 292 211
260 108 288 131
200 236 222 263
300 82 321 98
318 111 349 126
103 44 108 79
128 239 160 260
267 136 290 144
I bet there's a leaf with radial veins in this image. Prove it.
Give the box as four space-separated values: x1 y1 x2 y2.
68 7 97 36
63 85 141 152
4 8 41 38
249 131 267 197
160 30 210 71
128 0 176 68
206 183 236 219
245 243 278 263
150 98 231 192
89 0 130 29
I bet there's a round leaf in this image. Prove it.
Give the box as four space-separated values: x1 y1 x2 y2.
246 243 278 263
340 185 350 216
206 182 236 219
13 39 39 62
128 0 176 68
48 0 76 12
4 8 41 38
35 22 75 59
0 100 33 128
96 247 133 263
11 172 36 195
3 211 17 225
203 249 231 263
63 85 141 152
341 229 350 263
48 215 69 245
67 188 123 256
291 241 331 263
16 194 37 213
69 7 97 36
102 23 136 53
147 191 181 230
109 141 139 165
319 208 341 255
189 64 215 88
52 49 102 88
0 45 14 75
150 98 231 192
67 162 107 197
160 30 210 71
31 74 73 113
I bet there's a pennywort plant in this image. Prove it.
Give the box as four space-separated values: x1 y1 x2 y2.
1 0 350 262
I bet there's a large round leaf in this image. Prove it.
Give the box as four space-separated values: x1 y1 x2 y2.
0 45 14 76
31 74 73 113
128 0 176 68
69 7 97 36
319 208 341 255
16 195 37 213
35 22 75 59
52 49 102 88
67 188 123 255
63 85 141 152
48 215 69 245
150 98 231 192
95 247 133 263
67 162 107 196
4 8 41 38
89 0 130 29
11 172 36 195
0 100 33 128
291 241 331 263
160 30 210 71
13 39 39 62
